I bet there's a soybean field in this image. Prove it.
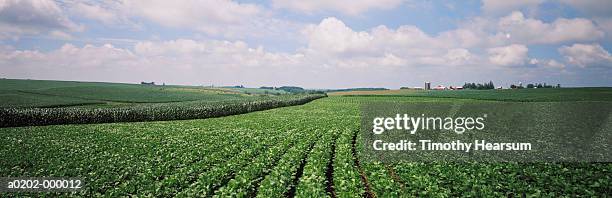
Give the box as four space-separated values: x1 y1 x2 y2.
1 86 611 197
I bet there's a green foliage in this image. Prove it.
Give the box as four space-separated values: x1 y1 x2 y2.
277 86 305 93
0 94 325 127
294 130 337 197
333 129 365 197
0 91 610 197
463 81 495 90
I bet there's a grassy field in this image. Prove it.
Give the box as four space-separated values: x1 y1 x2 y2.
1 85 611 196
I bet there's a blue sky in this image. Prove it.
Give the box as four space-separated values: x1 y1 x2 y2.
0 0 611 88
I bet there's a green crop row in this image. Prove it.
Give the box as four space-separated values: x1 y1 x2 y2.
214 129 313 197
357 130 404 197
255 129 320 197
332 129 365 197
176 129 301 197
294 129 337 197
0 94 325 127
108 127 286 197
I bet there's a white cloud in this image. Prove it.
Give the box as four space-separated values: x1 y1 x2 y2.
303 17 374 55
559 43 612 68
481 0 543 15
487 44 528 66
497 11 604 44
301 17 477 68
0 0 82 39
272 0 403 15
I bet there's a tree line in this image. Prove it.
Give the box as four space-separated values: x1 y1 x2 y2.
463 81 495 90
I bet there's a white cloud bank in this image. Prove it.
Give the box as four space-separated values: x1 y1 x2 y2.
0 1 610 87
302 17 479 68
559 43 612 68
4 16 594 88
497 11 604 44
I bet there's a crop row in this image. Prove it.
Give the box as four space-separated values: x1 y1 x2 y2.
255 129 320 197
176 129 302 197
332 129 365 197
0 94 325 127
294 129 338 197
347 130 404 197
228 131 314 197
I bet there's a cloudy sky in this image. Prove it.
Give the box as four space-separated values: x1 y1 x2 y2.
1 0 611 88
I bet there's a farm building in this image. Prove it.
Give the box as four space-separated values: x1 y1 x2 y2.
433 85 446 90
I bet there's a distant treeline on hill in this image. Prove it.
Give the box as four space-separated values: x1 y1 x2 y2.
325 88 389 92
261 86 324 94
463 81 495 90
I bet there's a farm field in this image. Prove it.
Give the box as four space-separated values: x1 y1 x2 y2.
0 79 287 108
1 88 611 196
330 87 612 102
0 79 322 127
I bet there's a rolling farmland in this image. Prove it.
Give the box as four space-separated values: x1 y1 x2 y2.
3 0 611 196
1 83 611 196
0 79 323 127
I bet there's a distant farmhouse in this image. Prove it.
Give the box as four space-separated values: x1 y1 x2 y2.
433 85 446 90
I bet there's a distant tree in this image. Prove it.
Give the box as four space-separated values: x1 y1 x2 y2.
463 81 495 90
527 84 534 88
278 86 305 93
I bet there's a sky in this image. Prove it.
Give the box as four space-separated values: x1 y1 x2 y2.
0 0 611 89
